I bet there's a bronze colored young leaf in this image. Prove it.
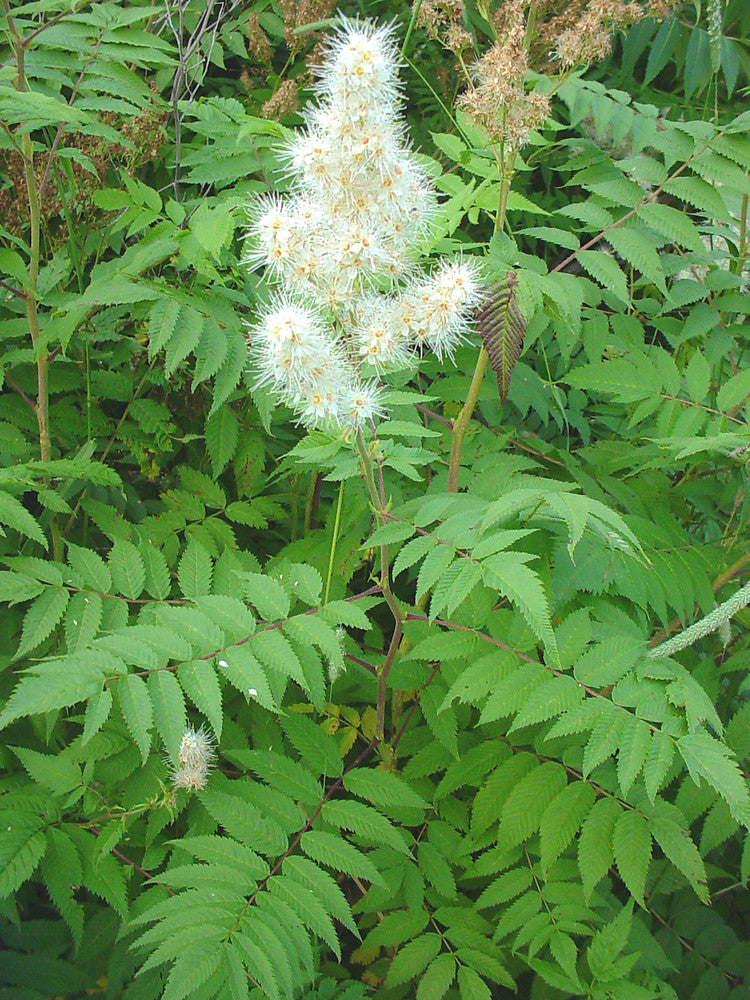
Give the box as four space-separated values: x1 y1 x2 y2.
475 272 526 403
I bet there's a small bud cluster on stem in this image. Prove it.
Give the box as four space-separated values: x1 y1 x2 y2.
170 725 215 792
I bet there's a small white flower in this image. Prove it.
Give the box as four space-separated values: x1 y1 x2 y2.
249 295 336 398
295 384 345 428
317 19 401 100
343 380 385 427
354 294 412 369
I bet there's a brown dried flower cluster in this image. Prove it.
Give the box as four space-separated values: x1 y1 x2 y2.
457 1 549 152
450 0 664 151
646 0 676 20
414 0 472 52
529 0 652 68
262 79 300 121
246 1 335 68
279 0 336 51
247 12 272 64
553 0 643 67
0 104 165 240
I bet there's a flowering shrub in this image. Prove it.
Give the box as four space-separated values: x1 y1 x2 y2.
1 2 750 1000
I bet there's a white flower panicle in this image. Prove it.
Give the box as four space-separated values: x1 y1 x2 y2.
249 294 383 426
405 260 483 360
244 17 483 430
170 724 215 792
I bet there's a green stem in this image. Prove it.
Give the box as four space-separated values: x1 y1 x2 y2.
324 479 344 605
446 347 490 492
523 5 537 52
4 0 60 559
354 430 403 745
303 471 318 535
495 167 512 234
401 0 423 57
447 168 512 493
289 473 299 542
4 5 50 465
736 194 748 275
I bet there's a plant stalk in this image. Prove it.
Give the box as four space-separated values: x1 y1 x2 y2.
324 479 344 604
736 194 747 275
4 4 51 466
446 170 511 493
446 347 489 492
647 579 750 659
354 430 403 744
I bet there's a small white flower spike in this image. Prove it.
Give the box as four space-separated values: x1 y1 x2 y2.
406 259 484 360
171 724 215 792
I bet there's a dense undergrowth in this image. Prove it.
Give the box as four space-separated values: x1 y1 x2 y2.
1 1 750 998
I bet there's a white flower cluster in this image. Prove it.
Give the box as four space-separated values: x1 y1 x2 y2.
170 724 215 792
245 17 483 430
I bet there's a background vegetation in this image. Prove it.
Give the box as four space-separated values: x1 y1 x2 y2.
1 1 750 998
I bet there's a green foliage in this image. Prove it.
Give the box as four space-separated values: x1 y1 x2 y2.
1 1 750 1000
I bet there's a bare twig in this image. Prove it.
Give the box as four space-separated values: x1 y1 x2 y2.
0 279 25 298
161 0 243 199
5 375 36 414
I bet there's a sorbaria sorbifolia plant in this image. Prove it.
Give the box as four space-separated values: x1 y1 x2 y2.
2 1 750 999
244 18 482 431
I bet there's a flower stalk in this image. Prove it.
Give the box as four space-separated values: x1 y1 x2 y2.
447 347 490 492
354 429 403 745
2 1 51 468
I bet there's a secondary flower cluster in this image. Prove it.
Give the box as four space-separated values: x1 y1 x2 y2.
170 724 215 792
244 17 482 430
456 1 549 150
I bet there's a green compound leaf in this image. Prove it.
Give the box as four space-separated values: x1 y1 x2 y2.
497 761 567 848
0 816 47 897
540 782 596 874
177 660 223 739
678 732 750 824
15 586 69 659
345 767 429 813
578 797 621 902
0 489 47 547
481 551 558 662
66 542 112 592
205 405 239 478
644 729 675 804
418 953 456 1000
650 802 709 903
386 934 442 988
177 537 213 600
577 249 629 304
